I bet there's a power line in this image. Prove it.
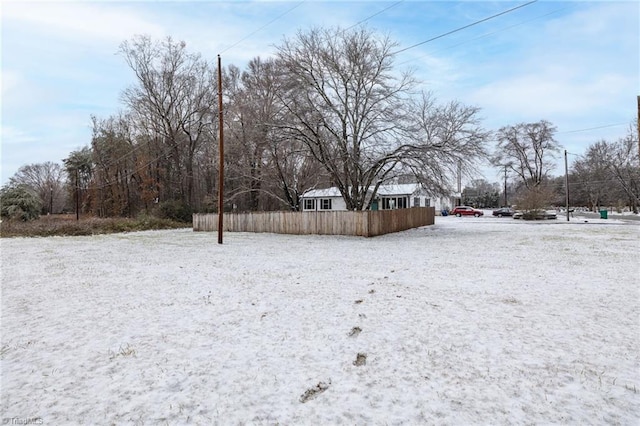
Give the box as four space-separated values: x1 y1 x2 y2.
78 1 413 188
344 0 405 31
219 1 306 55
559 123 628 134
88 0 329 191
91 1 529 181
398 5 572 66
568 178 626 186
89 137 180 190
392 0 538 55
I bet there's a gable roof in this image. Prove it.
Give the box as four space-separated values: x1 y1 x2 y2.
376 184 423 196
302 183 424 199
301 187 343 198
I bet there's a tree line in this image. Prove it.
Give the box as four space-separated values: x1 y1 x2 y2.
461 123 639 213
2 27 638 221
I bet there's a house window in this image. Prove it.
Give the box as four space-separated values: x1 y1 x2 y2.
320 199 332 210
304 199 316 211
425 198 431 207
413 197 420 207
382 197 408 209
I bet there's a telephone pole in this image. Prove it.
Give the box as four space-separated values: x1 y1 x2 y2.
217 55 225 244
75 168 80 221
457 160 462 206
564 150 570 222
503 165 508 207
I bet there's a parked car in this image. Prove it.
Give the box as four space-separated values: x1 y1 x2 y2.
492 207 515 217
513 210 557 220
451 206 484 217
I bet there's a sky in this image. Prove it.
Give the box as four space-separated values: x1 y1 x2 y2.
1 0 638 186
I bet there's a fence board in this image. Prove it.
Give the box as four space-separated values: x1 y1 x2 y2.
193 207 435 237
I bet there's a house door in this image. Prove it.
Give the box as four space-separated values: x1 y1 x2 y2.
371 200 379 210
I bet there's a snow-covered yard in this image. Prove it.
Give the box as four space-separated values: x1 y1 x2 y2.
1 216 639 424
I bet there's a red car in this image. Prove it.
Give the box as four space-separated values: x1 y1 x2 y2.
451 206 484 217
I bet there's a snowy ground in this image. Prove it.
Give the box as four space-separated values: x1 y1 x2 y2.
1 215 639 425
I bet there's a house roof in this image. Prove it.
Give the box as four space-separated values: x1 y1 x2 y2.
302 183 424 199
302 187 343 198
376 184 423 196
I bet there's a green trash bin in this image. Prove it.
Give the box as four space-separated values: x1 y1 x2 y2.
599 209 608 219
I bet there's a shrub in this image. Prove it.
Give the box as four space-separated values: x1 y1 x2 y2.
514 185 554 220
0 214 189 238
0 184 42 221
154 200 193 223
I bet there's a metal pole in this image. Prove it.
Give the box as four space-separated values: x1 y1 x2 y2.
217 55 224 244
564 149 570 222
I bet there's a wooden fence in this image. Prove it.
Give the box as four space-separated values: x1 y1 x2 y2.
193 207 435 237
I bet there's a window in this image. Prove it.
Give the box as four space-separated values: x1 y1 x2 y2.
382 197 408 209
413 197 420 207
304 199 316 211
320 199 332 210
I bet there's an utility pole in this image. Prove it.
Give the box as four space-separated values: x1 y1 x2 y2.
503 165 508 207
75 168 80 221
564 149 570 222
457 160 462 206
217 55 225 244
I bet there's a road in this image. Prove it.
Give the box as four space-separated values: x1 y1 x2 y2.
572 211 640 222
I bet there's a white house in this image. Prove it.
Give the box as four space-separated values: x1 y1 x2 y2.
301 183 456 212
300 187 347 211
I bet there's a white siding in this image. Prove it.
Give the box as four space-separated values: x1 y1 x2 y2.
300 184 456 212
301 196 346 211
431 196 456 213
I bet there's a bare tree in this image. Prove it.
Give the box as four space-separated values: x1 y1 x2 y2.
571 125 640 213
266 132 328 210
90 114 138 216
571 141 616 211
462 179 500 208
275 28 490 209
403 92 490 196
9 162 66 214
119 35 216 208
491 120 560 214
609 125 640 212
224 60 274 210
275 27 417 210
224 57 328 211
493 120 560 189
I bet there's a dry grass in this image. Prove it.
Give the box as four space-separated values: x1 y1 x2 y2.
0 214 189 238
109 344 137 360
